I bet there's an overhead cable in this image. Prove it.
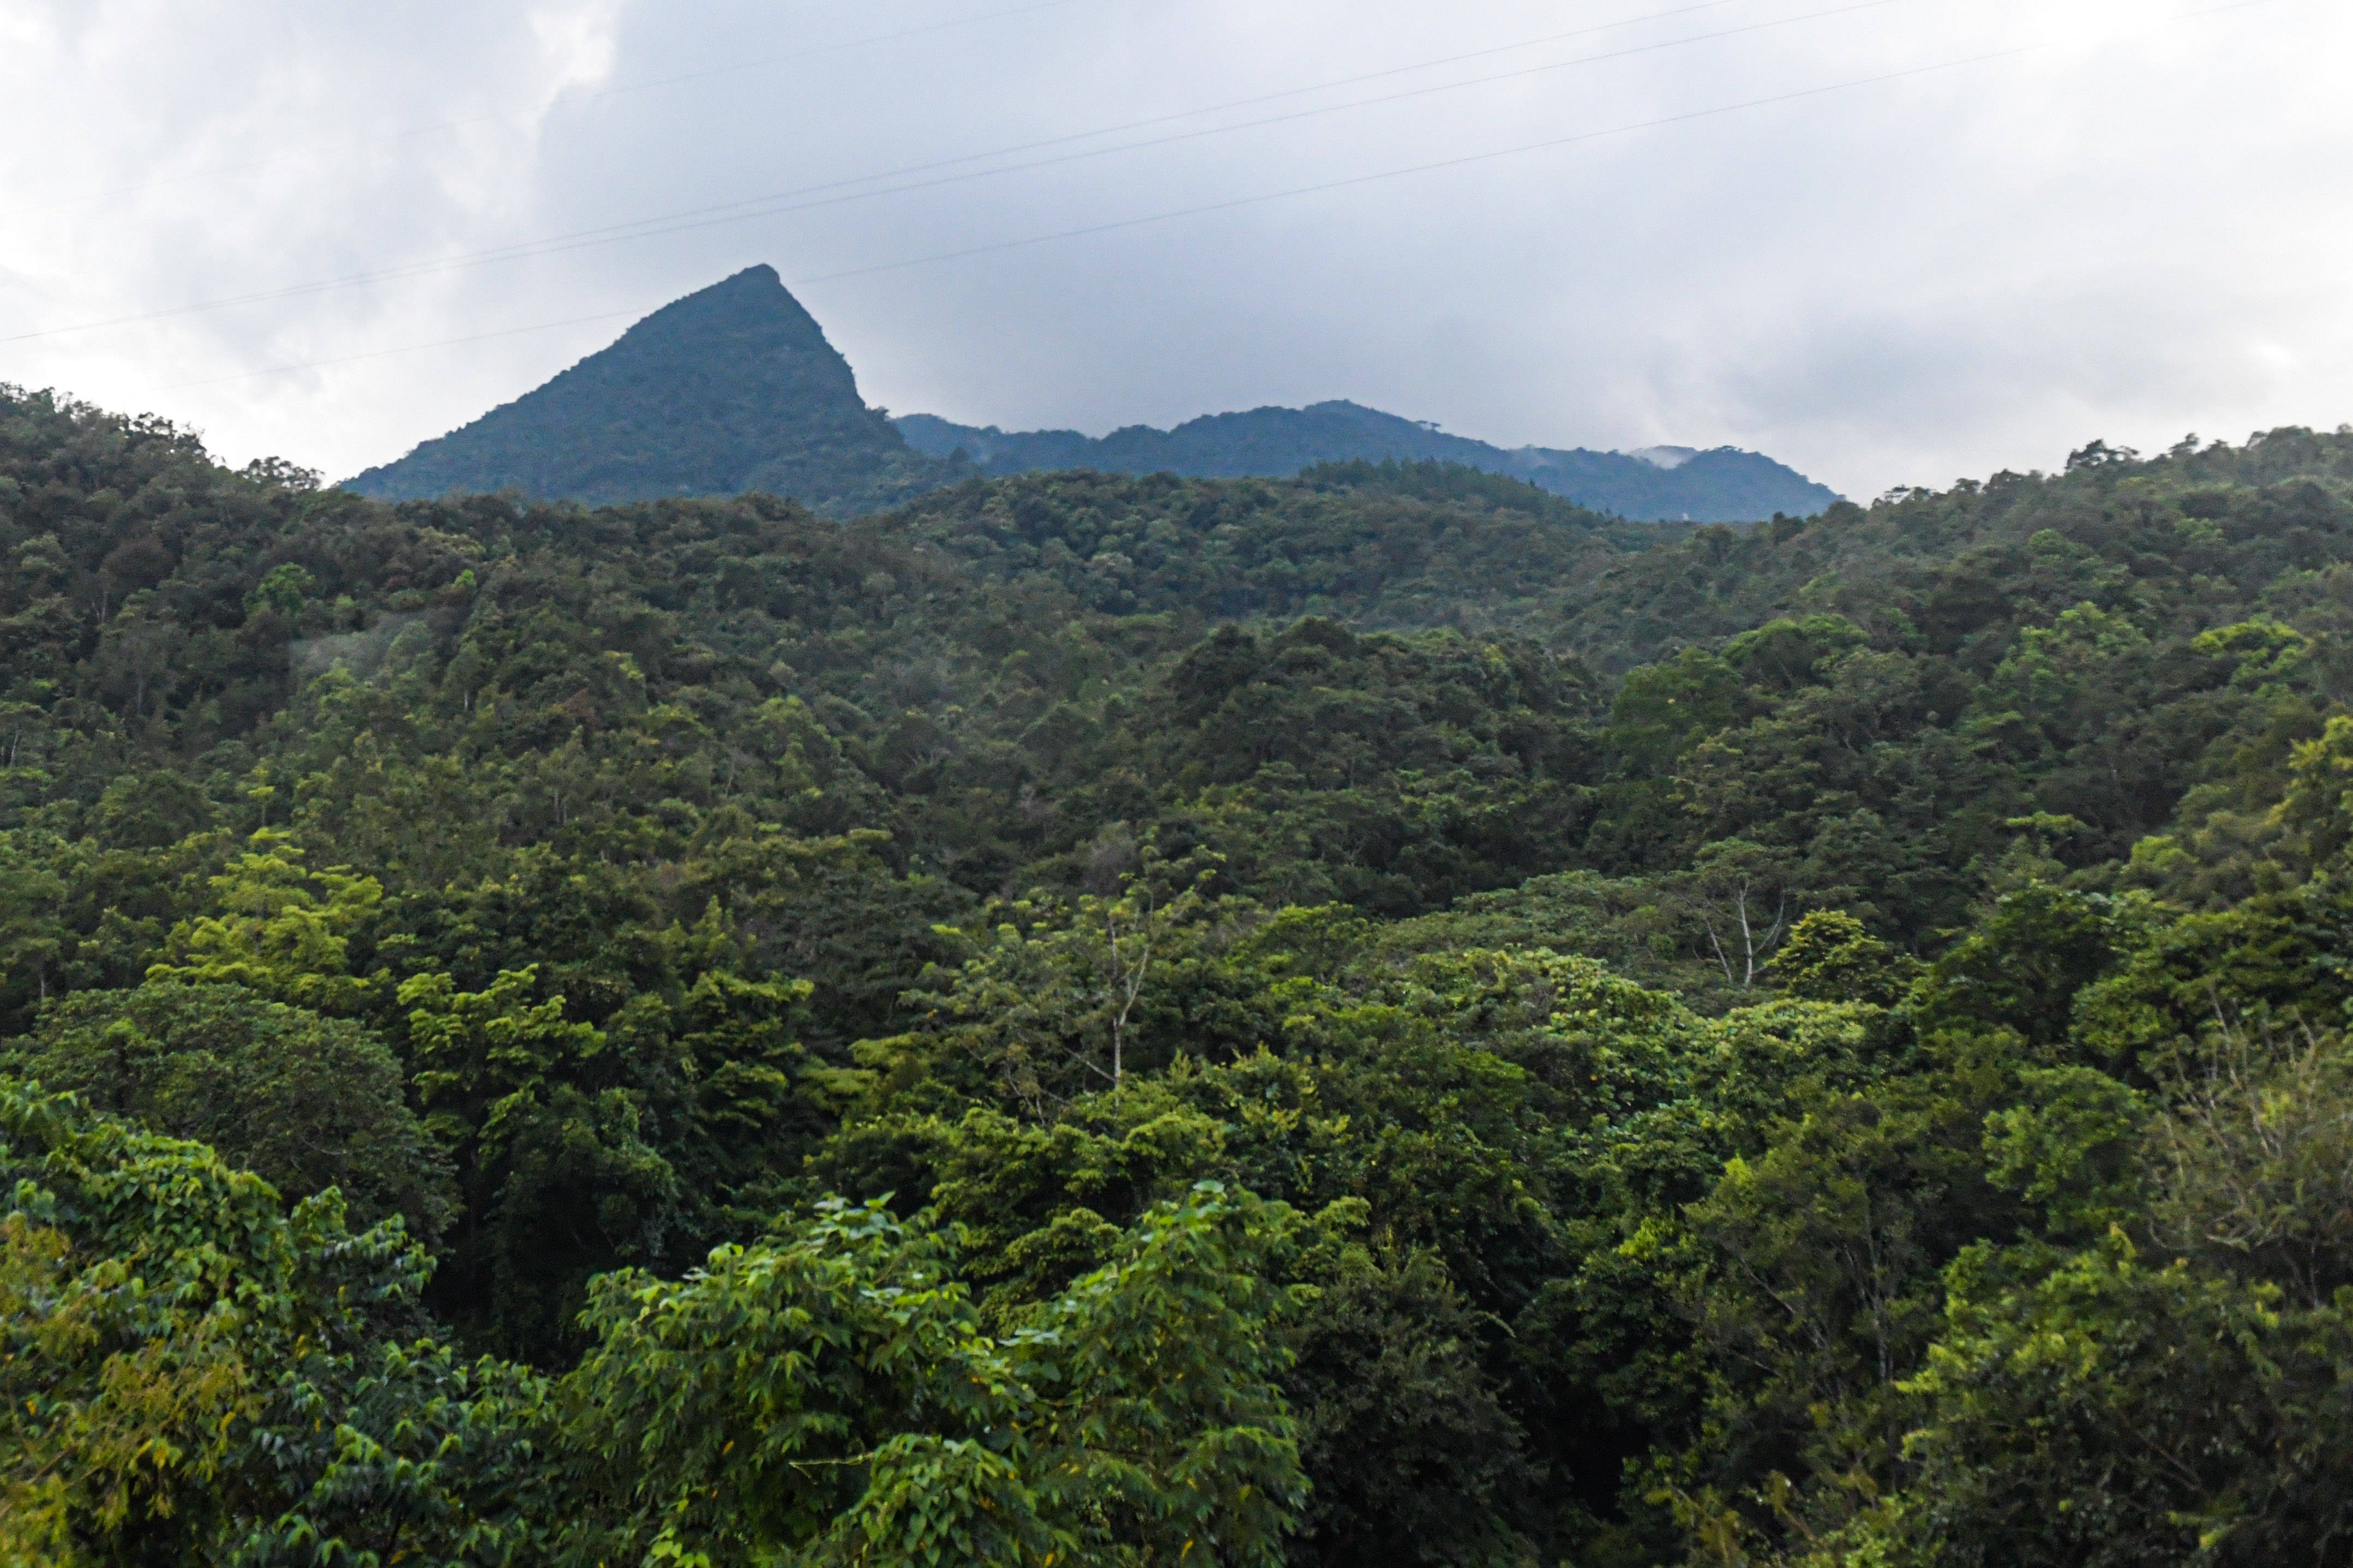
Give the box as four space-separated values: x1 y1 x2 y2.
9 0 1917 344
135 0 2300 394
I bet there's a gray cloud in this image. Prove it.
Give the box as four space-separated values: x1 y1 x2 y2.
2 0 2345 500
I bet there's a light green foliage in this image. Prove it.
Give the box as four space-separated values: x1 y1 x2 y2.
147 830 381 1013
2274 712 2353 867
561 1183 1304 1567
1667 1078 2013 1542
1721 614 1871 693
834 933 1711 1564
244 561 313 615
1765 910 1921 1006
2142 1026 2353 1308
0 1082 550 1567
2195 616 2312 690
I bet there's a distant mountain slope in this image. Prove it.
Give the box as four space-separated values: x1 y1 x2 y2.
343 266 954 515
896 399 1840 522
342 265 1835 521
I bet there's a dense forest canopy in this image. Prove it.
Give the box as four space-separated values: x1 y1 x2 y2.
11 379 2353 1565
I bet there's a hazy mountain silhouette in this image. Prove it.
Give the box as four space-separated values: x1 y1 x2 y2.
343 266 953 515
344 267 1838 522
896 402 1839 522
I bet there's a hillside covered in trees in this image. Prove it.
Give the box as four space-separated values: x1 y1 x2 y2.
895 401 1841 522
10 379 2353 1565
344 267 958 516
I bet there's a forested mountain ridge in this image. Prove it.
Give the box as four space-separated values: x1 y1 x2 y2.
335 263 1835 521
344 265 957 514
14 380 2353 1565
896 398 1843 522
888 461 1661 632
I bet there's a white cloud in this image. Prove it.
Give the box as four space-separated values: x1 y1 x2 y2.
1 0 2345 498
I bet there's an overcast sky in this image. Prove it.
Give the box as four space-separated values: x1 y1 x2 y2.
1 0 2345 500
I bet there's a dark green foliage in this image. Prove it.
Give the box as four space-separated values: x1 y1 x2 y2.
1908 884 2124 1048
1284 1253 1541 1566
890 462 1646 628
20 383 2353 1564
5 980 453 1239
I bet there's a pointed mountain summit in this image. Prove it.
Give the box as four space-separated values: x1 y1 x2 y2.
346 266 1839 522
343 266 952 514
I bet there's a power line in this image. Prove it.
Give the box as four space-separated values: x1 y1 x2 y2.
779 0 2300 288
152 309 646 392
8 0 1920 345
798 48 2057 285
469 0 1923 269
0 0 1109 221
440 0 1764 240
128 0 2301 396
9 0 1774 335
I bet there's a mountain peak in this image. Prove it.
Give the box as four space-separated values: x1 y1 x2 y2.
346 271 1837 522
343 267 950 514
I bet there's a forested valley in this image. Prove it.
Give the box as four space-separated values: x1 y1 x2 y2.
13 382 2353 1565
